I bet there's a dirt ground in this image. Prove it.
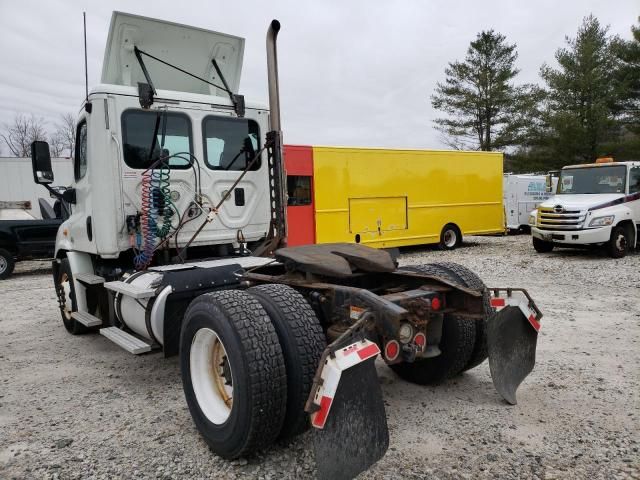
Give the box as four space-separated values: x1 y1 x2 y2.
0 235 639 480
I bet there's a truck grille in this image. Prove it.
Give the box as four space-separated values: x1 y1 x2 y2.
537 207 585 230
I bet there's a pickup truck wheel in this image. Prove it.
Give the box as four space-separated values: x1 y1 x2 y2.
0 248 15 280
392 264 476 384
180 290 287 459
607 226 629 258
533 237 554 253
248 284 326 440
55 258 88 334
440 224 461 250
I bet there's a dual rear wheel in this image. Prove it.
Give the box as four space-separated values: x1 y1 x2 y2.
392 262 493 384
179 285 325 459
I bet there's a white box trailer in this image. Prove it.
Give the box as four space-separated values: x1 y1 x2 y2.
0 157 73 219
503 174 557 231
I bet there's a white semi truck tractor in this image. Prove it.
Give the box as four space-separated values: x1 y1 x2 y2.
30 12 544 479
529 158 640 258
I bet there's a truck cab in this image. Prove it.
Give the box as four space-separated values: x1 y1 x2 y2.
529 158 640 258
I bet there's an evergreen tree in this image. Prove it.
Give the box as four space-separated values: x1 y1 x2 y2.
431 30 533 151
540 15 626 163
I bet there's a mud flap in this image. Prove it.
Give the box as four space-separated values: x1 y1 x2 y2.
308 340 389 480
487 305 538 405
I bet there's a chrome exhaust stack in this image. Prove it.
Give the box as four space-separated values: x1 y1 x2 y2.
264 19 287 247
266 19 282 132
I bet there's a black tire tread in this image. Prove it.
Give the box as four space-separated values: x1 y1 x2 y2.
182 290 287 457
248 284 326 440
428 262 493 370
56 258 87 335
394 263 475 383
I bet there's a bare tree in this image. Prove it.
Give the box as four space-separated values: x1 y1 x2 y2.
52 113 76 158
1 113 48 157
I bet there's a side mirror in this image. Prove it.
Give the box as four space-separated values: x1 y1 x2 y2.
545 175 552 193
31 141 54 184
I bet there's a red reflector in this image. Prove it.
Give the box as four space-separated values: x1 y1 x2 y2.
356 343 380 360
384 340 400 361
431 297 441 310
490 298 506 307
413 332 426 348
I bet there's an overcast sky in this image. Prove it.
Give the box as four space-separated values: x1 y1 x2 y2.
0 0 637 154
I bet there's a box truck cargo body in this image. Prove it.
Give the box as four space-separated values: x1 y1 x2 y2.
285 145 505 248
503 174 557 231
0 157 73 219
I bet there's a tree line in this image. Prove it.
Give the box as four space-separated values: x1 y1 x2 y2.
0 113 76 158
431 15 640 172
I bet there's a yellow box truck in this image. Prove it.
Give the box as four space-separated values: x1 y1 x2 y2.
285 145 505 249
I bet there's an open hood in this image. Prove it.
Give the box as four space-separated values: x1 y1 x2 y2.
101 12 244 96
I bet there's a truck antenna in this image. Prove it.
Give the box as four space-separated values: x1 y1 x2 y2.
83 12 92 113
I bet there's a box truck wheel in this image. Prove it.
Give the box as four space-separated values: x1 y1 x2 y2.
248 284 326 440
54 258 88 335
607 225 629 258
0 248 15 280
427 262 494 371
532 237 554 253
179 290 287 459
440 224 461 250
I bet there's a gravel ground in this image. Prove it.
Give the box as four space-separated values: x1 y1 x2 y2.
1 235 639 479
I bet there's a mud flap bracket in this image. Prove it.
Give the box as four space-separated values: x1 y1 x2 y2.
487 288 543 405
307 339 389 480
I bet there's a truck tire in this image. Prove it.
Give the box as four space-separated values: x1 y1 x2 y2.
248 284 326 440
180 290 287 459
55 258 88 334
440 223 461 250
391 264 476 384
607 225 629 258
532 237 554 253
0 248 15 280
428 262 494 371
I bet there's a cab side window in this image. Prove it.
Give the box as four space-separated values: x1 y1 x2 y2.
75 121 88 181
630 167 640 194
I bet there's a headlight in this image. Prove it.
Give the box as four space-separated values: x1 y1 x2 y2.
398 323 414 344
528 214 536 226
589 215 614 227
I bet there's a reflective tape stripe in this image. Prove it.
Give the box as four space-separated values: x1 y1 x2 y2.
528 314 541 332
490 298 506 307
311 395 333 428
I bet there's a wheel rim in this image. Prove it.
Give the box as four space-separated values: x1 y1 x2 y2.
615 234 627 252
443 229 457 248
60 272 73 320
0 256 6 275
190 328 234 425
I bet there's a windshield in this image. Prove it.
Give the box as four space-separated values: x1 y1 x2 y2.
558 165 627 194
203 116 260 171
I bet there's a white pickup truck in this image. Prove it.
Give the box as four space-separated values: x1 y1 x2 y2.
529 159 640 258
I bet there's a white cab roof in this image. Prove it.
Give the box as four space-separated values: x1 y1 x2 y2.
101 12 244 96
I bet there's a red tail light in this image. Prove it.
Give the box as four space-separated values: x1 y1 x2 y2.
384 340 400 361
431 296 441 310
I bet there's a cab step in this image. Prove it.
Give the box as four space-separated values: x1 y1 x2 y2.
75 273 105 286
71 311 102 327
104 280 156 299
100 327 154 354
